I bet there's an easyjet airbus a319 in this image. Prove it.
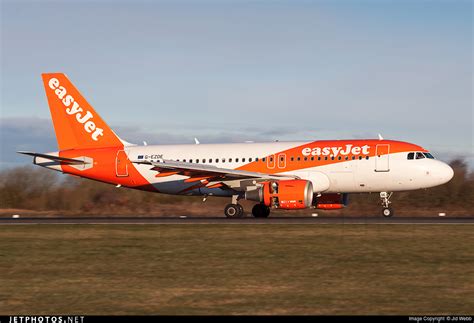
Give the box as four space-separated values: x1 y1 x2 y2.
19 73 454 217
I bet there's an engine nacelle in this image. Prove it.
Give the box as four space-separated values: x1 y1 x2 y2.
245 179 313 209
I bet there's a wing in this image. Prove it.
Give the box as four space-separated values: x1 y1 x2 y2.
132 159 299 185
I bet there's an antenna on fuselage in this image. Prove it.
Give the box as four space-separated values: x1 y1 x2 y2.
378 134 384 140
194 138 200 145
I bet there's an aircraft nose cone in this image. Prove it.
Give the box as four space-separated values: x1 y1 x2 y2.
437 162 454 185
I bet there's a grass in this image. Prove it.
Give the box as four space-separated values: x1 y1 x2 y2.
0 224 473 315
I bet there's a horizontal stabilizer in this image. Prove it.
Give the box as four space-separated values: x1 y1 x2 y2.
17 151 87 165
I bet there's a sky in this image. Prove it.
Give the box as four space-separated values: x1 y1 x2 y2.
1 0 472 169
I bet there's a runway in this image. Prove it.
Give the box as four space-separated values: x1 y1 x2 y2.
0 216 472 225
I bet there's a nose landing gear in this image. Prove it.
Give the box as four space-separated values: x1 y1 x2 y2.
380 192 394 217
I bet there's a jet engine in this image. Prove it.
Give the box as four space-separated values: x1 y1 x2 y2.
245 179 313 209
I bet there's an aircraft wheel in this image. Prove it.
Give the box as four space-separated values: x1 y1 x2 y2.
225 204 240 218
252 204 270 218
236 204 245 218
382 207 394 218
264 206 270 217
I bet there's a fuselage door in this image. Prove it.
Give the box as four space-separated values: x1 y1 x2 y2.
116 150 130 177
375 144 390 172
277 153 286 169
267 154 276 169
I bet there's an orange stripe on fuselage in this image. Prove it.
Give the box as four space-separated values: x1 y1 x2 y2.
236 140 426 174
155 171 180 178
184 176 211 183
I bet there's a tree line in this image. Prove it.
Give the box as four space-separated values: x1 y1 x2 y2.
0 159 472 216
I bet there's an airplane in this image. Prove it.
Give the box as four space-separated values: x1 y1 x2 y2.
18 73 454 218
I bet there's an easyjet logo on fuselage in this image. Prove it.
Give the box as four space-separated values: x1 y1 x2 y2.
302 144 370 157
48 78 104 141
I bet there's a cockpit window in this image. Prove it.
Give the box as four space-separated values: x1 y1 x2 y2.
408 151 434 160
416 152 425 159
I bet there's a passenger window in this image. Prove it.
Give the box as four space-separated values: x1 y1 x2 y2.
256 157 259 162
242 158 246 162
338 156 342 160
222 158 226 162
304 157 308 161
262 158 266 162
365 156 369 160
416 152 425 159
215 159 219 163
318 157 321 161
236 158 239 162
291 157 294 161
269 157 273 162
324 157 328 160
345 156 348 160
202 159 205 163
195 159 199 163
209 159 212 163
229 158 232 162
249 158 252 162
183 159 186 163
407 152 414 160
352 156 355 160
297 157 301 161
331 157 335 160
311 157 314 161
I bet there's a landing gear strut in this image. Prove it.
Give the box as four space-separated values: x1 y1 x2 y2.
380 192 394 217
224 195 245 218
252 203 270 218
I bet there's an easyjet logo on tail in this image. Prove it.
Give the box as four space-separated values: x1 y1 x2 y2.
48 78 104 141
302 144 370 157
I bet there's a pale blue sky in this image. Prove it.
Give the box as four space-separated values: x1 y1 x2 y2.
1 0 472 168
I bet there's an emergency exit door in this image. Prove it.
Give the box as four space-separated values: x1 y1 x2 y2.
375 144 390 172
116 150 129 177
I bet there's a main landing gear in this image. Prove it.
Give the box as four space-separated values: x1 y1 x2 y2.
224 195 245 218
380 192 394 217
223 195 271 218
252 204 270 218
224 204 244 218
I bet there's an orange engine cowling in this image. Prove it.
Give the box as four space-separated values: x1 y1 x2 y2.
245 180 313 209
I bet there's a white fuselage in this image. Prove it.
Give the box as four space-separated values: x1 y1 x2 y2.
121 141 453 196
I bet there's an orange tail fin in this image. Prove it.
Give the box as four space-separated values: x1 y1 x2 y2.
42 73 124 150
